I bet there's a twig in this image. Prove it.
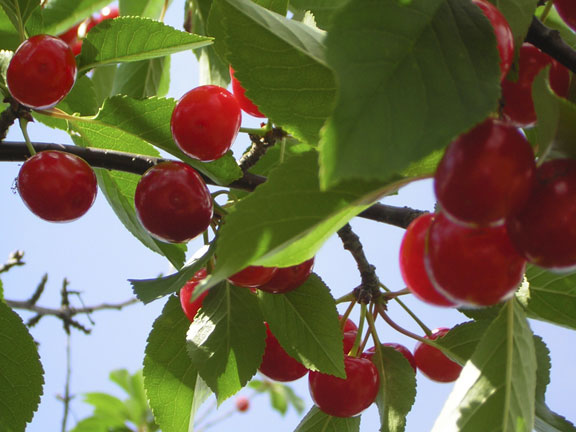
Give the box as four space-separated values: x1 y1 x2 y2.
60 331 73 432
0 250 25 274
526 16 576 74
238 128 287 172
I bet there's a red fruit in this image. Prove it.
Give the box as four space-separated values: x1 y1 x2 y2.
259 323 308 382
342 331 357 355
79 5 119 38
425 212 526 306
472 0 514 81
434 118 536 227
414 328 462 383
507 159 576 272
235 396 250 412
229 67 266 118
555 0 576 32
399 213 456 307
228 266 277 288
339 315 358 333
362 343 417 372
179 269 209 322
134 161 213 243
17 151 97 222
58 22 81 45
308 356 380 417
7 35 77 109
257 258 315 294
171 85 242 161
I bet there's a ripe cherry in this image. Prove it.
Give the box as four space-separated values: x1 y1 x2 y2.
362 343 417 372
342 331 357 355
308 356 380 417
555 0 576 32
228 266 277 288
425 212 526 306
7 35 77 109
507 159 576 272
472 0 514 81
58 22 81 45
399 213 456 307
434 118 536 227
257 258 315 294
414 328 462 383
229 67 266 118
171 85 242 161
179 269 209 322
339 315 358 333
134 161 213 243
235 396 250 412
258 323 308 382
17 151 97 222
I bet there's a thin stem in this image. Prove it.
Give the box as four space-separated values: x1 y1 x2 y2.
376 305 427 344
239 127 267 135
379 283 431 336
159 0 169 21
339 299 356 331
350 304 367 357
335 292 355 304
539 0 554 23
365 306 382 349
19 118 36 156
60 332 72 432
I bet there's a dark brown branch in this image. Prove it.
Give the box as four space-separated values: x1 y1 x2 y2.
526 17 576 74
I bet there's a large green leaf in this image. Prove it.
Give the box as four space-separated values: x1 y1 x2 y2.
289 0 350 29
112 57 171 99
319 0 501 189
81 393 130 426
258 274 345 377
0 0 39 36
432 300 536 432
253 0 288 15
294 406 361 432
0 301 44 432
434 319 494 364
492 0 539 53
41 0 110 35
0 8 21 50
215 0 336 144
186 283 266 403
119 0 167 18
144 296 207 432
76 17 212 72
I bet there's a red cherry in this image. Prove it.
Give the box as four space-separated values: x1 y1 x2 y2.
79 5 119 38
228 266 277 288
434 118 536 227
179 269 209 322
235 396 250 412
171 85 242 161
7 35 77 109
414 328 462 383
308 356 380 417
362 343 417 372
58 23 81 45
134 161 213 243
229 67 266 118
17 151 97 222
425 212 526 307
258 323 308 382
555 0 576 32
399 213 456 307
339 315 358 333
257 258 315 294
507 159 576 272
342 331 357 355
472 0 514 81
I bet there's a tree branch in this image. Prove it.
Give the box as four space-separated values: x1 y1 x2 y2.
6 297 140 318
527 17 576 73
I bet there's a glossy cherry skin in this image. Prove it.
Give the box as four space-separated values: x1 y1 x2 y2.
339 315 358 333
342 331 357 355
425 212 526 307
555 0 576 32
472 0 514 81
228 266 277 288
58 22 81 45
229 67 266 118
399 213 456 307
257 258 315 294
17 151 97 222
414 328 462 383
171 85 242 161
7 35 77 109
434 118 536 227
179 269 209 322
235 396 250 412
134 161 213 243
308 356 380 418
258 323 308 382
507 159 576 272
362 343 417 372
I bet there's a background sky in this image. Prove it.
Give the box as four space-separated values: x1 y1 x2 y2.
1 2 575 431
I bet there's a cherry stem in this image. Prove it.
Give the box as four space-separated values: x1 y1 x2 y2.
239 127 268 135
159 0 169 22
359 304 376 353
335 292 355 305
339 298 356 330
18 118 36 156
376 304 428 344
365 306 383 351
350 304 367 357
539 0 554 23
379 283 432 336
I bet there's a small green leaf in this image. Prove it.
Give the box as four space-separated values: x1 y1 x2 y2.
258 274 345 377
69 416 128 432
144 296 205 432
82 393 130 425
432 300 536 432
0 301 44 432
186 283 266 403
294 406 361 432
112 57 171 98
0 0 39 35
76 17 212 72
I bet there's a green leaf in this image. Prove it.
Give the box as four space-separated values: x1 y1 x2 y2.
107 370 149 426
533 337 576 432
0 8 20 50
91 65 118 106
61 75 99 115
434 319 494 364
294 406 361 432
253 0 288 15
432 300 536 432
548 98 576 160
0 301 44 432
69 416 129 432
539 8 576 50
41 0 110 35
82 393 130 425
518 265 576 330
0 49 12 89
288 0 350 29
0 0 39 35
371 346 416 432
119 0 167 19
258 274 345 377
112 56 171 98
130 244 214 304
260 381 305 415
186 283 266 403
492 0 539 54
215 0 336 144
319 0 501 189
144 296 205 432
76 17 212 72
